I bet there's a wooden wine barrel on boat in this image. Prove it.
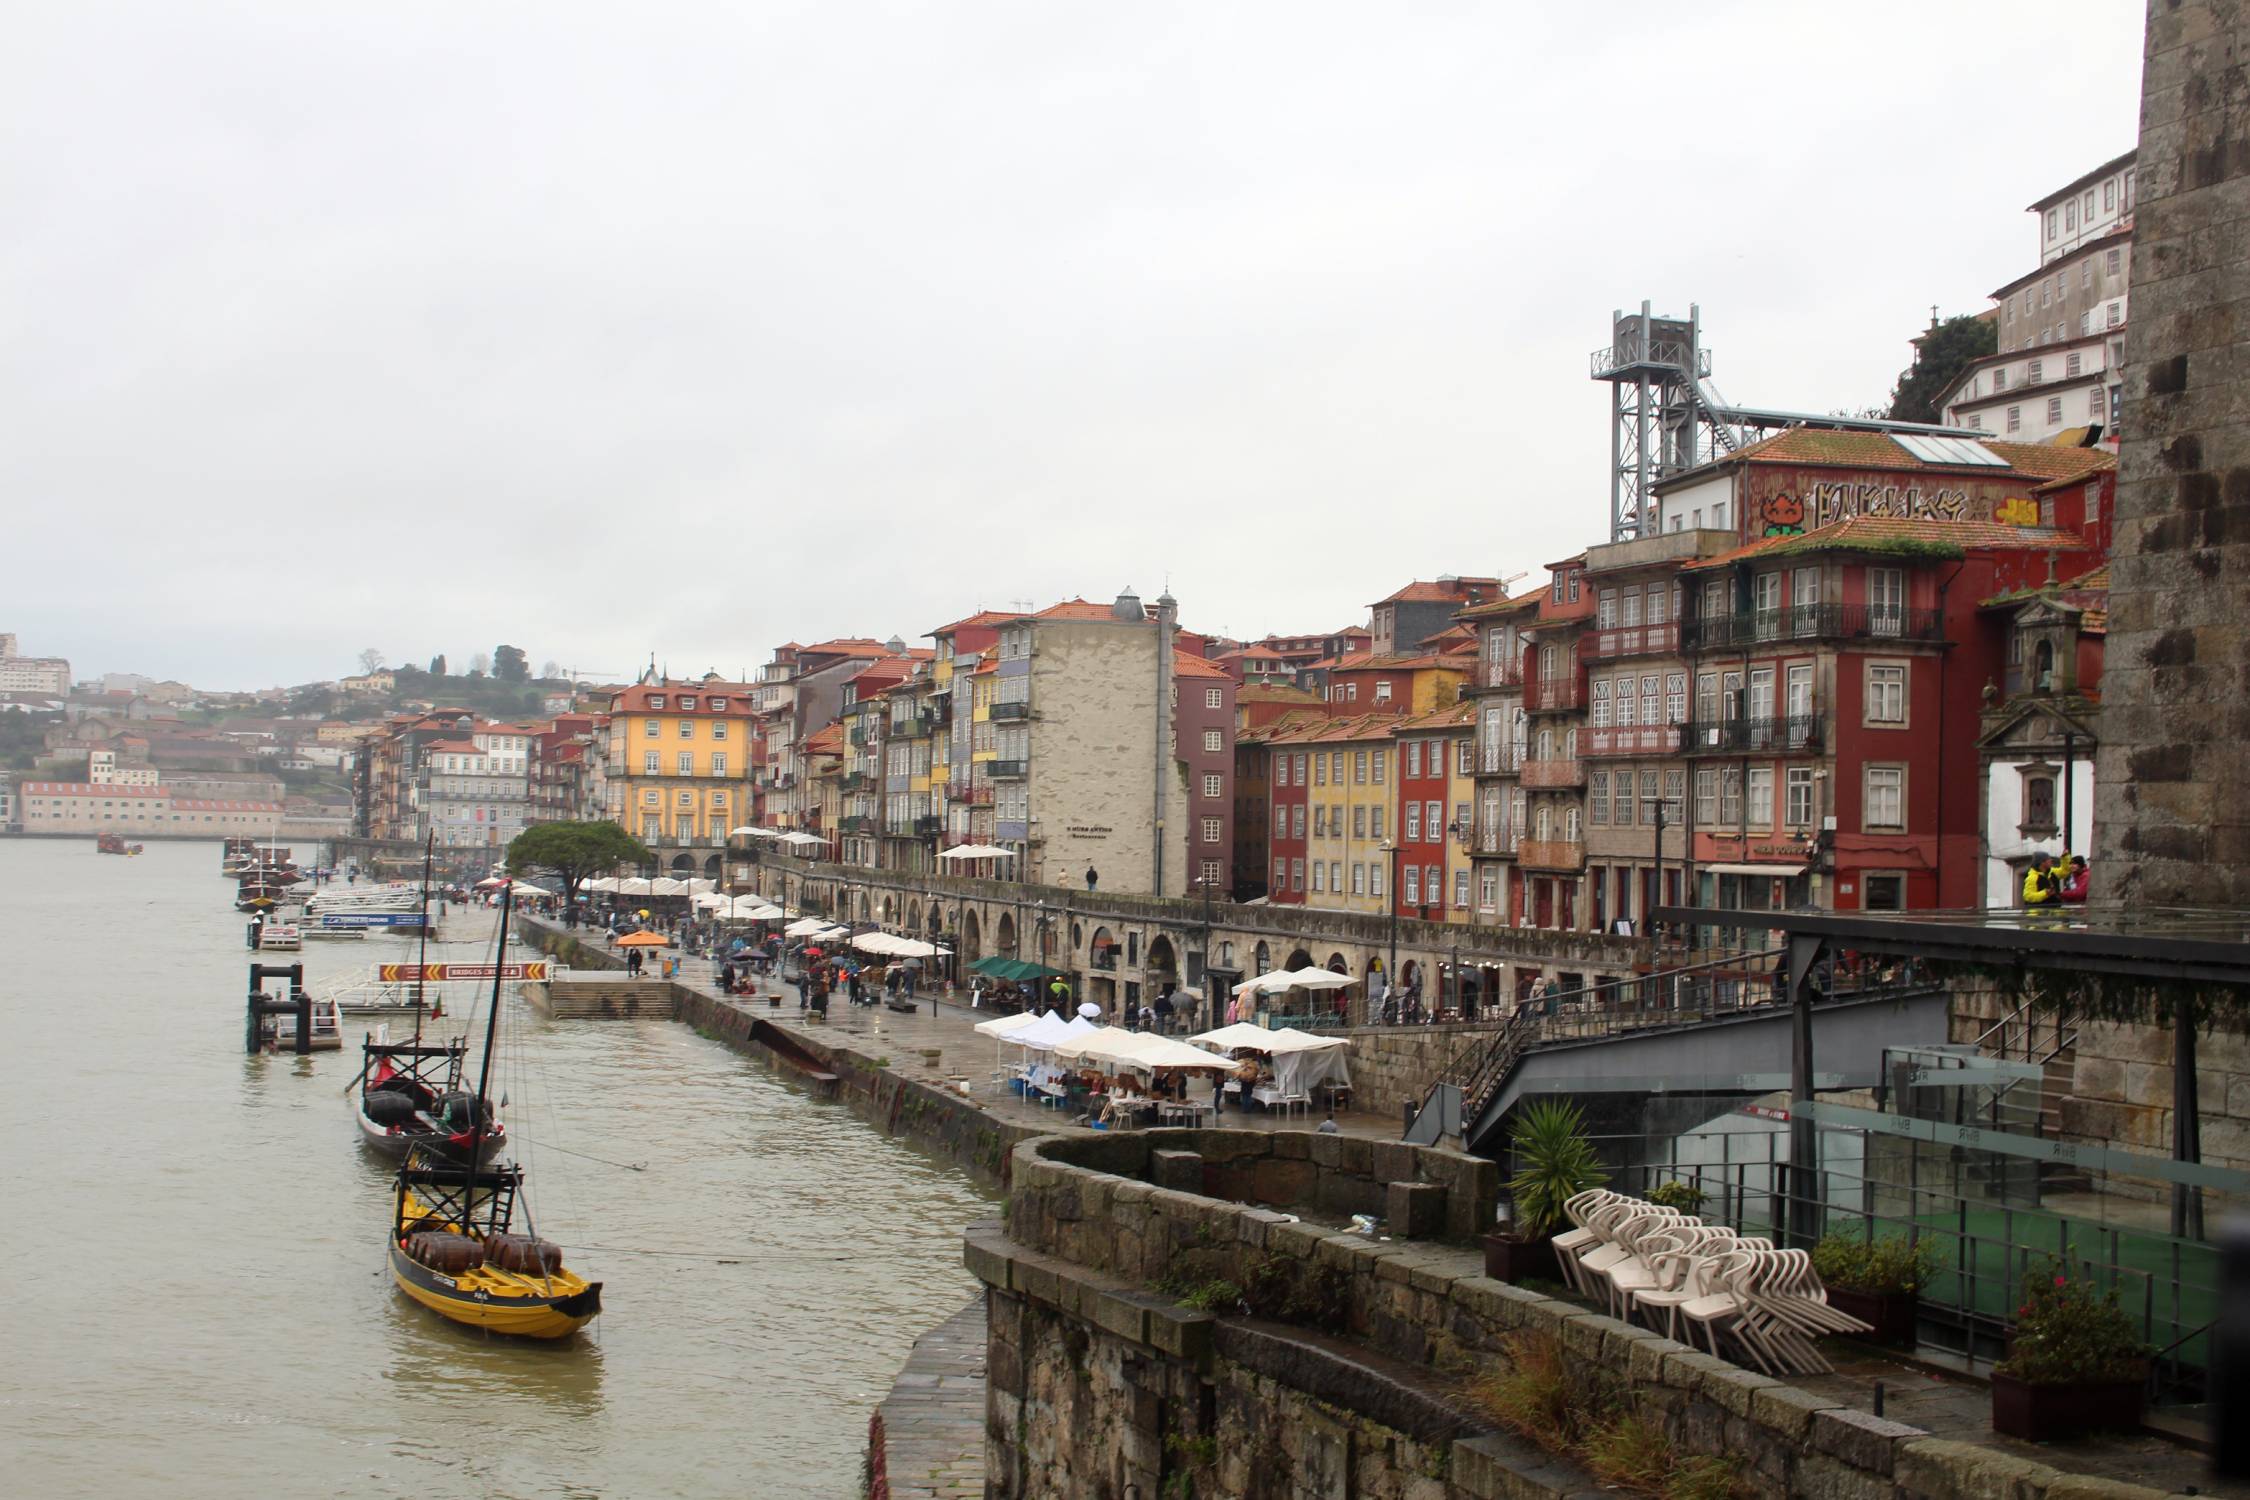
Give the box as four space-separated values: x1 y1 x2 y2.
405 1232 482 1273
483 1233 564 1275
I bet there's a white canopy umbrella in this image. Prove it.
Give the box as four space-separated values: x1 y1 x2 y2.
691 891 729 910
1188 1022 1353 1054
582 876 615 893
938 844 1016 861
684 878 719 895
778 831 826 847
1231 969 1300 997
973 1010 1046 1039
728 826 774 837
1287 967 1358 990
784 917 829 937
1055 1027 1229 1072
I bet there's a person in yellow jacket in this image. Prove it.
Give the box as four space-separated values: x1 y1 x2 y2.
2021 853 2058 907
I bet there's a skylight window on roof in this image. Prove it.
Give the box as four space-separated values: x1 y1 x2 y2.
1894 434 2010 468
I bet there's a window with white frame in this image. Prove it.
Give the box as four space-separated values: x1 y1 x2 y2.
2007 406 2022 432
1406 740 1422 777
1205 687 1223 709
1290 859 1304 891
643 751 659 773
1785 766 1815 826
1402 866 1419 905
1866 663 1906 724
1374 680 1392 703
1200 816 1221 843
1202 773 1223 798
1352 804 1366 839
1202 729 1222 752
1864 766 1905 830
1590 678 1611 728
1369 859 1383 898
1273 856 1287 888
711 752 728 776
1694 768 1717 825
1405 802 1421 840
1478 870 1499 911
1330 860 1343 892
2047 396 2063 424
1746 766 1774 828
1453 869 1469 908
1312 862 1326 893
1292 804 1304 838
1719 767 1742 825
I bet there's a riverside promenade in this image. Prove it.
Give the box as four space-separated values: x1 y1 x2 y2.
518 918 2235 1499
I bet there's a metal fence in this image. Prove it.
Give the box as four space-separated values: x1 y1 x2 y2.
1529 1119 2219 1401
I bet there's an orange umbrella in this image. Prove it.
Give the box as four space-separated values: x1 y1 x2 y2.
614 931 671 947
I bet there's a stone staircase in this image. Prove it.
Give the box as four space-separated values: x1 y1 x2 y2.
528 977 681 1020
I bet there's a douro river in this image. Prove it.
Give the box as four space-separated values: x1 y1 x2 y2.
0 837 993 1498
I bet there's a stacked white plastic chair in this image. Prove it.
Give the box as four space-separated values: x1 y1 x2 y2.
1533 1185 1872 1376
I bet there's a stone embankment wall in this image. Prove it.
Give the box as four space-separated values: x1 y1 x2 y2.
970 1129 2184 1500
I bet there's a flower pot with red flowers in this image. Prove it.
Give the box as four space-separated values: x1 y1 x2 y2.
1990 1259 2151 1443
1483 1100 1606 1286
1811 1230 1935 1348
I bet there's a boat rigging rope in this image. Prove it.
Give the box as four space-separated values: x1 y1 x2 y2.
506 1135 648 1173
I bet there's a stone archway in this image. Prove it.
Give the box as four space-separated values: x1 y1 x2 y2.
1254 941 1271 973
1400 959 1420 994
996 912 1017 955
1284 947 1313 970
1090 925 1117 976
963 908 983 961
1327 952 1349 974
907 899 922 932
859 892 873 922
670 852 696 872
1145 935 1178 988
703 854 722 878
883 895 898 926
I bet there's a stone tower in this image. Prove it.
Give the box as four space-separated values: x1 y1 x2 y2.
2094 0 2250 906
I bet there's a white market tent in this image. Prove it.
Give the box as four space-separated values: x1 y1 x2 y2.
850 932 952 959
1286 967 1358 990
1053 1027 1229 1072
973 1010 1048 1040
729 826 776 838
1231 969 1301 997
777 831 826 847
784 917 830 937
938 844 1016 861
1187 1022 1354 1097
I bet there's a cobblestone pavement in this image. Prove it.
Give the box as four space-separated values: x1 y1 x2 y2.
667 954 1409 1141
874 1298 987 1500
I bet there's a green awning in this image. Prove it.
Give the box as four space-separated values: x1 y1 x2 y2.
969 956 1067 982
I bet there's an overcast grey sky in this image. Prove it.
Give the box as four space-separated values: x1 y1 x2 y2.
4 2 2144 690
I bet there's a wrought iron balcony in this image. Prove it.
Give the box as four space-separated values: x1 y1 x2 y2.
840 771 869 791
989 701 1031 722
1680 713 1827 755
1472 821 1517 856
838 814 875 834
1683 604 1943 652
1584 621 1680 660
1475 744 1522 776
1516 838 1586 872
955 784 994 805
1476 658 1524 689
1519 757 1584 789
1524 673 1584 712
848 725 871 747
1582 724 1682 758
990 759 1028 779
913 814 943 837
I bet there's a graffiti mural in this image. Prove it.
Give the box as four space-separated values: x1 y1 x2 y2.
1994 496 2041 527
1760 492 1805 537
1803 479 1971 528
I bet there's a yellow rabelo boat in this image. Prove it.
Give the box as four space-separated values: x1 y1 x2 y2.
386 884 601 1339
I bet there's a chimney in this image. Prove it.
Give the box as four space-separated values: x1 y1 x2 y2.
1113 588 1145 622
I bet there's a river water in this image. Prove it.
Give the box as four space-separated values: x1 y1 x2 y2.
0 838 995 1498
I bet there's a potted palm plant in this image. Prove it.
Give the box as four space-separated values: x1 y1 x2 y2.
1486 1100 1607 1283
1811 1229 1934 1347
1990 1260 2151 1442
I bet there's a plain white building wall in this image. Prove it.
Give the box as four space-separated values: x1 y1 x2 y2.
1983 757 2096 907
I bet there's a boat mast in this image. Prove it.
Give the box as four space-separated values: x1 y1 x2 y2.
411 829 435 1050
463 881 512 1232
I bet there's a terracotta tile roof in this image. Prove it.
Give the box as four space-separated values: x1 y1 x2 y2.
1454 586 1546 621
1370 578 1501 606
1675 429 2118 487
1033 598 1123 621
1172 651 1232 681
928 609 1019 637
1394 701 1475 732
1328 652 1462 672
799 638 892 657
1682 516 2092 572
802 723 845 753
2032 453 2118 493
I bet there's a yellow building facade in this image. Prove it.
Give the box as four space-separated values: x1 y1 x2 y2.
602 678 759 846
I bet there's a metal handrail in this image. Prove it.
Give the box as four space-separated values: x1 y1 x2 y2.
1684 603 1943 651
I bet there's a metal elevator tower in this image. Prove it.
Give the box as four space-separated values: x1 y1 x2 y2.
1590 301 1992 542
1591 302 1737 542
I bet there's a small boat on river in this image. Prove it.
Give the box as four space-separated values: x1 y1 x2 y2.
96 833 143 856
352 1031 500 1161
258 993 342 1052
386 884 600 1339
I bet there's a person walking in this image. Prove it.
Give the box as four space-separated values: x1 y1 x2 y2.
1084 866 1099 892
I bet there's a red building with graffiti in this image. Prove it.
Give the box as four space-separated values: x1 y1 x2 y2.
1654 430 2115 914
